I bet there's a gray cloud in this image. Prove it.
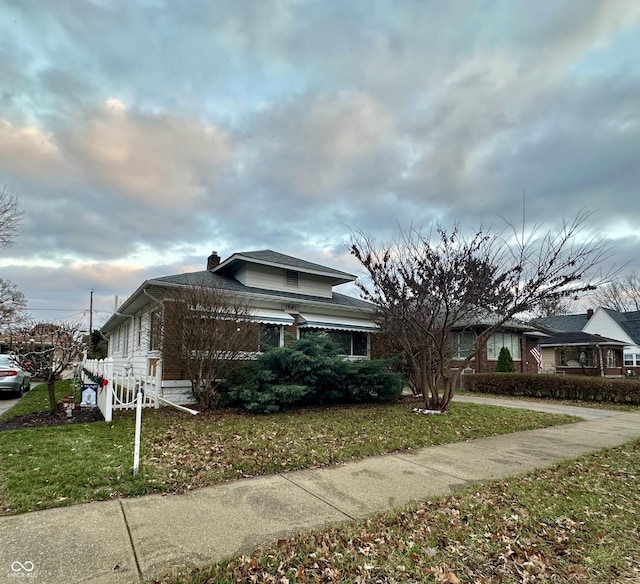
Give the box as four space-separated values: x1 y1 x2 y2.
0 0 639 326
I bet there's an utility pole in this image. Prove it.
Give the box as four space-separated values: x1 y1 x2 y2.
89 289 94 333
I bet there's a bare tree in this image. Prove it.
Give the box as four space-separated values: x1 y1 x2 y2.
0 186 22 250
590 272 640 312
0 278 28 330
161 281 260 408
0 187 28 329
530 296 577 318
12 321 87 413
351 211 611 411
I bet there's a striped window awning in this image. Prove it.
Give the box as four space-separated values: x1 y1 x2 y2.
297 313 379 332
247 309 296 325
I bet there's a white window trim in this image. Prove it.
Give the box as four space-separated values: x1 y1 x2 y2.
487 332 522 361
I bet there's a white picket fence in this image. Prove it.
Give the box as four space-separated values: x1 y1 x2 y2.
82 357 161 422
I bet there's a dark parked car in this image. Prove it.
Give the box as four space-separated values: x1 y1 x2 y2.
0 354 31 396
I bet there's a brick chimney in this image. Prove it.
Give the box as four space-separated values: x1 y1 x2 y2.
207 251 221 270
586 308 594 319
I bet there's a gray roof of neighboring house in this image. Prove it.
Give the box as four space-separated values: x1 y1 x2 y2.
531 309 640 345
214 249 356 285
540 331 626 347
454 311 543 333
529 313 590 333
602 308 640 344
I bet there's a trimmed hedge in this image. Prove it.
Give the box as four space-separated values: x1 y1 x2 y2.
462 373 640 405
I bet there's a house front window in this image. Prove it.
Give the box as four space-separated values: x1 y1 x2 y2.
453 332 475 359
558 346 595 367
606 350 615 368
624 354 640 366
487 332 521 360
122 322 130 357
300 329 368 357
136 315 142 348
149 309 162 351
260 324 281 351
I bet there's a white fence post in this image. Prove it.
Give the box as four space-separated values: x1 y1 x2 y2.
154 360 162 409
133 390 143 474
104 357 114 423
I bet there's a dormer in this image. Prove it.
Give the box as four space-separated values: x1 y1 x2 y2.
209 249 355 299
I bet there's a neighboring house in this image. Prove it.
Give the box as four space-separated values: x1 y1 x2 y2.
450 314 546 374
101 250 379 401
537 331 626 377
532 308 640 376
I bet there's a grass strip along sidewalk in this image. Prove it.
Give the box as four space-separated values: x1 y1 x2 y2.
162 440 640 584
0 382 578 515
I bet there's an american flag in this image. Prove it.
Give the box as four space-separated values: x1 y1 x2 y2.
530 345 542 369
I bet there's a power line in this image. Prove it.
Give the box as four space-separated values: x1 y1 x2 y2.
28 308 113 312
28 308 89 311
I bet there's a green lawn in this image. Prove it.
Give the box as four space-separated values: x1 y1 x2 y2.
0 383 578 515
0 379 77 419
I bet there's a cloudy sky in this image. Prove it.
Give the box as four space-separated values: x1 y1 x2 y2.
1 0 639 329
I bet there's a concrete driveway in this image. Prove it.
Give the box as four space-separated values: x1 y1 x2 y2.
0 395 20 416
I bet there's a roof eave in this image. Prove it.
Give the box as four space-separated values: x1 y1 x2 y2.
213 253 356 285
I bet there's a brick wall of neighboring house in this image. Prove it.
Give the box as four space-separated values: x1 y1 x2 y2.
521 337 541 374
472 343 492 373
371 331 540 374
458 334 540 374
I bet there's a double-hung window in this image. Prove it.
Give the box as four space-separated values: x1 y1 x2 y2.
487 332 521 360
453 332 475 358
624 353 640 366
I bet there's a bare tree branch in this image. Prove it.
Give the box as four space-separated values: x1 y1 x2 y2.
160 280 259 407
0 186 22 250
0 278 28 330
11 321 87 412
590 272 640 312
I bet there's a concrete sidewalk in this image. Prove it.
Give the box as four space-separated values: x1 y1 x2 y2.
2 397 639 584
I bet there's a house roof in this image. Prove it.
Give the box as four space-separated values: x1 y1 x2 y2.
539 331 627 347
601 308 640 344
531 308 640 345
151 270 373 310
529 313 589 332
454 311 545 335
101 267 375 333
213 249 356 285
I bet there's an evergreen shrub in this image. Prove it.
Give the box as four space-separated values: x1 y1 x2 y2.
220 334 403 413
345 359 404 402
496 347 516 372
